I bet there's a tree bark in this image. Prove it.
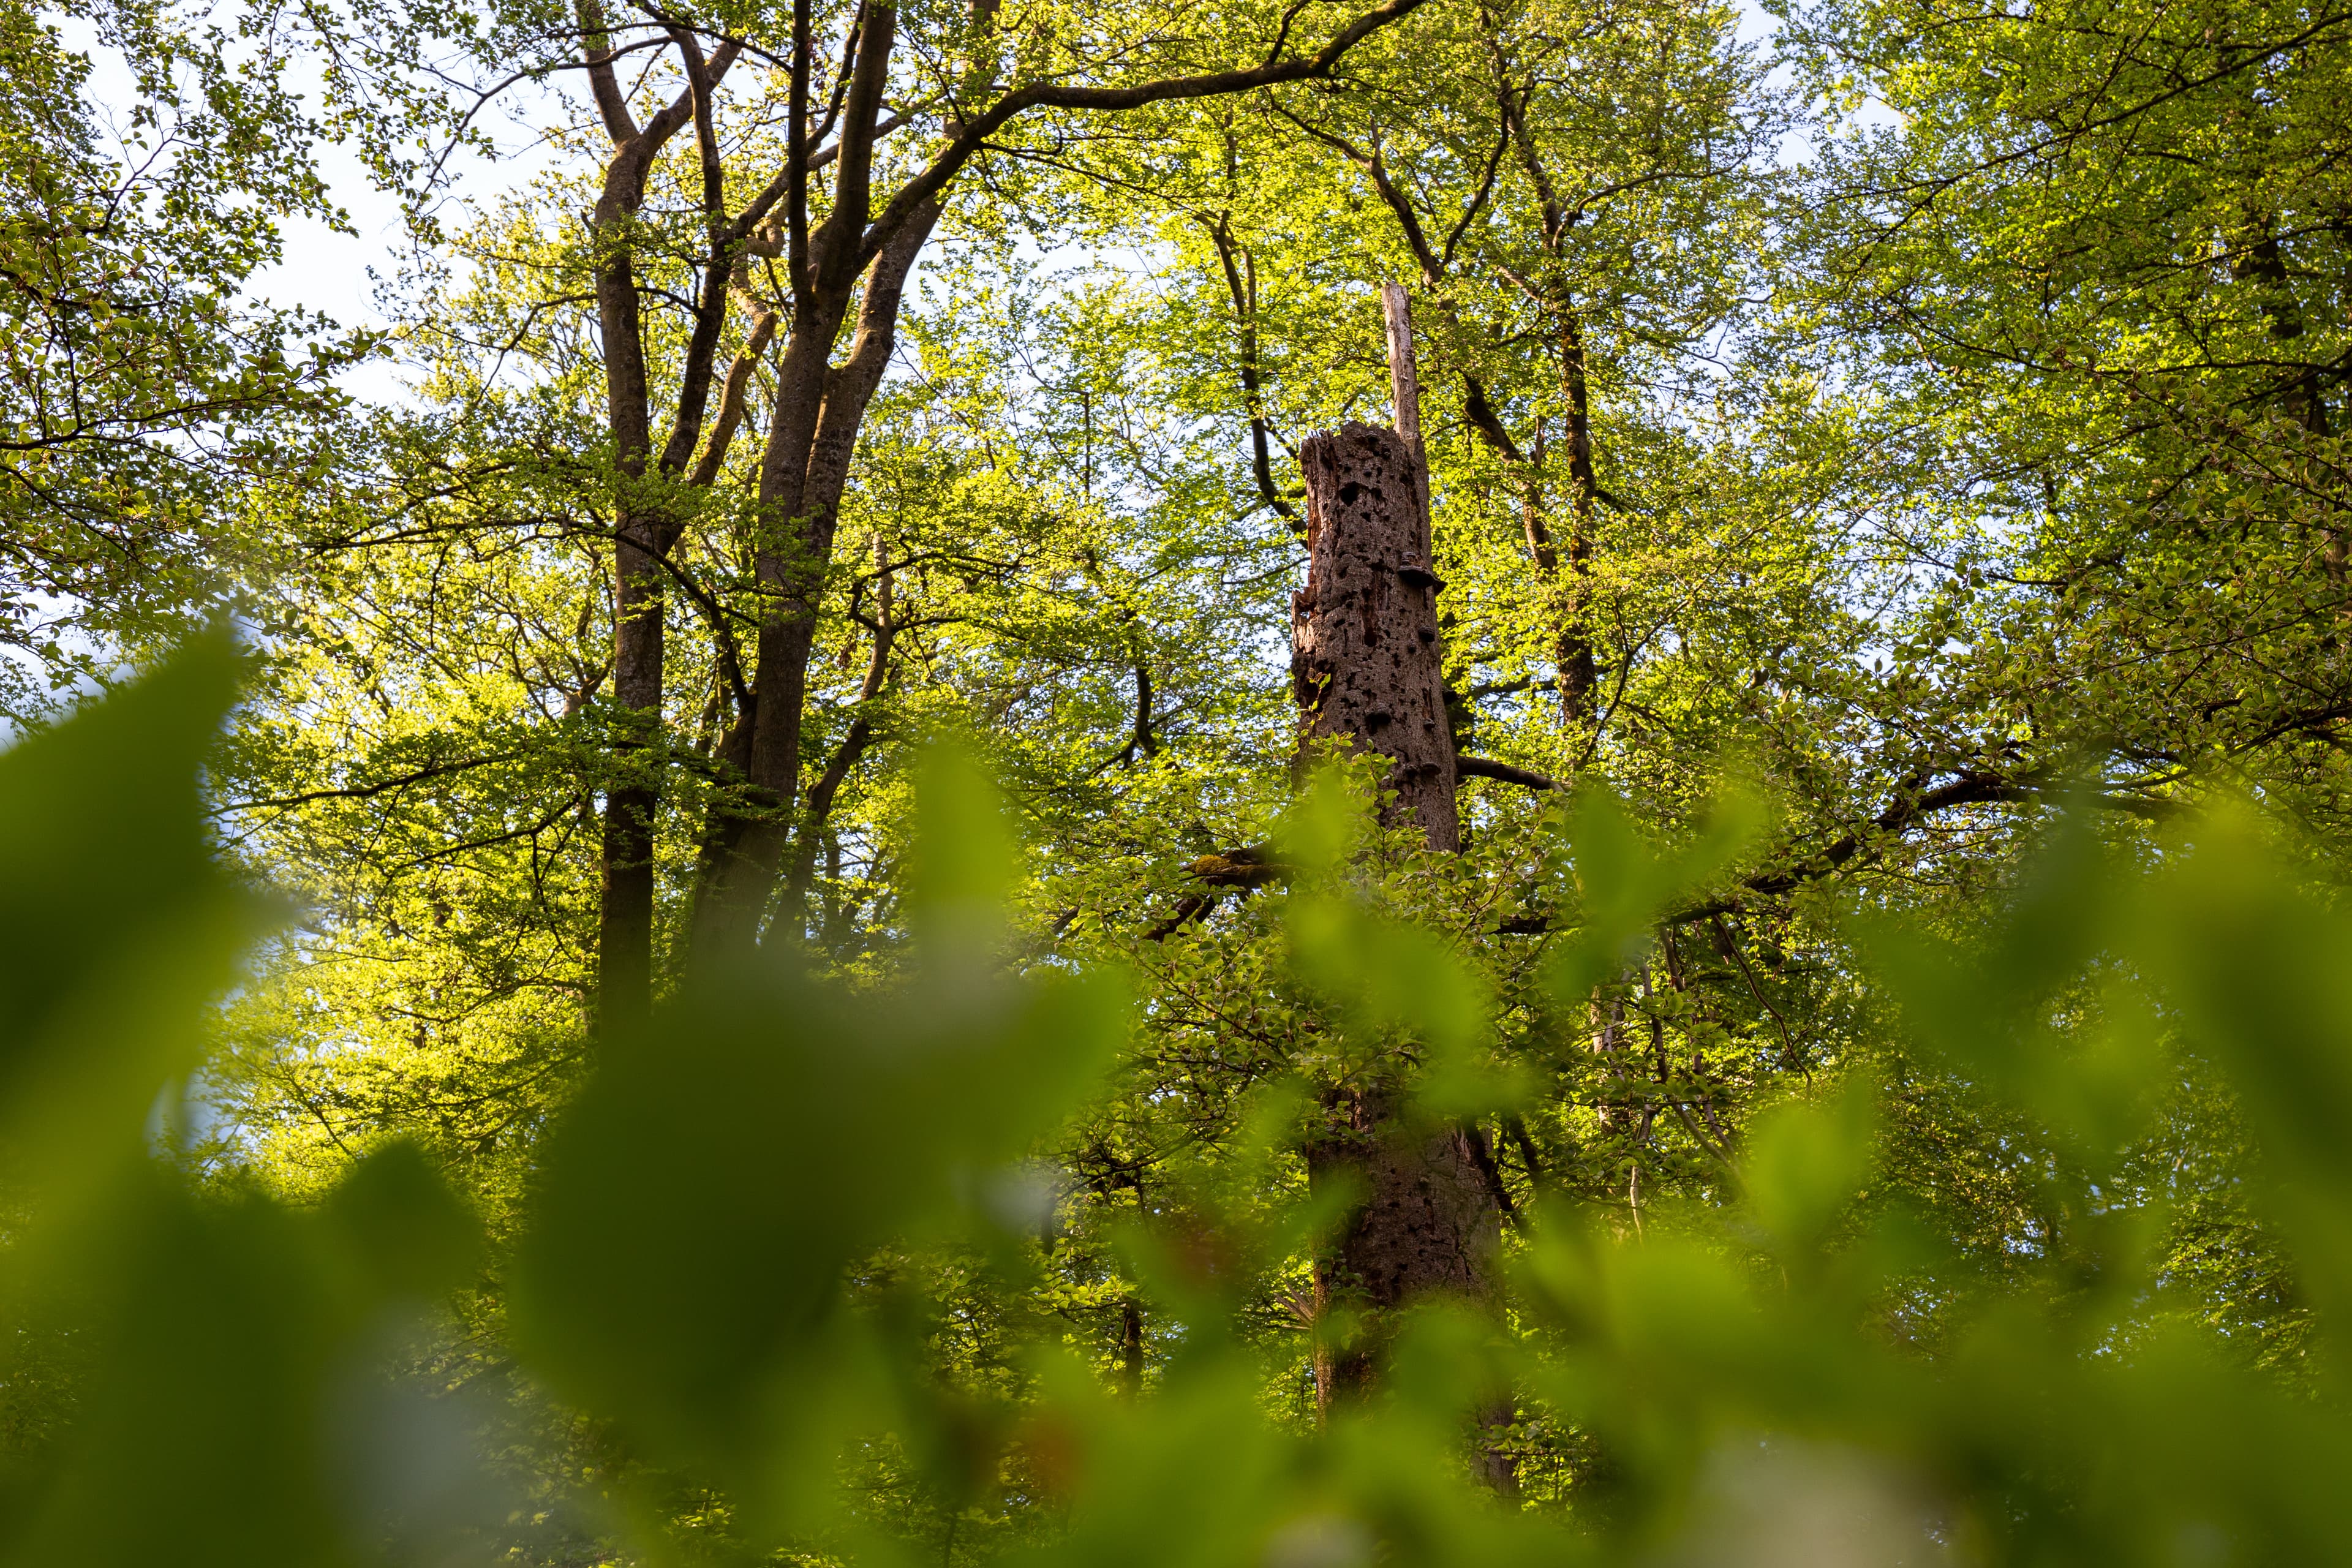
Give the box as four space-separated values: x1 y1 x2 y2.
589 39 736 1031
1306 1085 1502 1409
1292 422 1458 847
1292 418 1506 1487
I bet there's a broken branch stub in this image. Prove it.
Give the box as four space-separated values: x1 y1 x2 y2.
1380 282 1433 556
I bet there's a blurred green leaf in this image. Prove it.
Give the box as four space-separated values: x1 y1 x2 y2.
906 740 1022 963
1287 895 1488 1057
1862 815 2158 1169
511 761 1128 1528
2130 807 2352 1331
0 630 271 1197
1547 788 1762 1003
4 1145 488 1567
1743 1081 1875 1252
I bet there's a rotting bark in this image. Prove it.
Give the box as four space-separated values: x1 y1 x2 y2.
1381 282 1433 552
1292 414 1511 1489
1292 421 1458 846
1306 1083 1502 1403
1278 83 1599 732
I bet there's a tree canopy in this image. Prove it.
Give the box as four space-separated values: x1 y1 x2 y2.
5 0 2352 1561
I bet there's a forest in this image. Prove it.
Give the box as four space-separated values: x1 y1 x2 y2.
4 0 2352 1559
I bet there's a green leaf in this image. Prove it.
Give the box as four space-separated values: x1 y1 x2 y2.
0 630 270 1198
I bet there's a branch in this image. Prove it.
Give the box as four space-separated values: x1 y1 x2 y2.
1463 1122 1523 1229
1144 894 1216 943
1129 660 1160 760
1441 115 1510 269
687 303 778 486
652 23 745 483
1488 771 2187 934
1456 753 1560 791
1727 771 2027 905
1270 104 1443 287
785 0 815 293
1460 372 1524 464
219 750 526 816
810 3 897 298
859 0 1431 267
1142 845 1289 941
1204 216 1298 526
578 0 641 143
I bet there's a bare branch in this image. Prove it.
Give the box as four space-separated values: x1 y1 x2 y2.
1456 754 1561 791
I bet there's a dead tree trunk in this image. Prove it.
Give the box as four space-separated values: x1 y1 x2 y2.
1292 421 1457 845
1292 413 1509 1485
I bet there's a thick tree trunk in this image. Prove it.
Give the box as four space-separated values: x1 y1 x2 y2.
1292 422 1458 845
1292 418 1506 1483
1556 313 1601 719
685 188 940 959
599 544 662 1027
1306 1086 1501 1408
591 123 667 1034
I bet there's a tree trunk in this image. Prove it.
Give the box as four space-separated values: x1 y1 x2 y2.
599 543 663 1028
686 189 940 960
1306 1083 1502 1400
584 24 742 1030
1292 418 1507 1484
1556 312 1600 720
1292 421 1457 845
590 117 669 1035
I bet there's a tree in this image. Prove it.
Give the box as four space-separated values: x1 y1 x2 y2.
1774 0 2352 825
0 0 355 714
262 0 1434 1028
156 0 2352 1541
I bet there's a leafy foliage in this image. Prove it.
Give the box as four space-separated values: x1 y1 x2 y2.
7 651 2352 1564
9 0 2352 1558
0 0 360 711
